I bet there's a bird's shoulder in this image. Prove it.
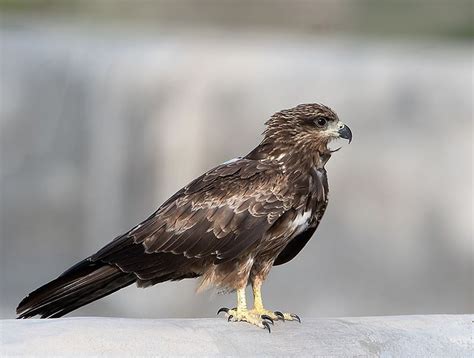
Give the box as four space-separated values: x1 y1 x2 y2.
149 157 293 216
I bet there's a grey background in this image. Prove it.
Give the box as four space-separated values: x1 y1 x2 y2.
0 1 472 319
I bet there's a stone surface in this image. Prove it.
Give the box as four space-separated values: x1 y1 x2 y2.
1 315 471 357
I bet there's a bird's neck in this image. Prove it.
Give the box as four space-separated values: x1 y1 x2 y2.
246 140 331 172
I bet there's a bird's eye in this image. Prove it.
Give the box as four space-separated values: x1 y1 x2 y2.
315 117 327 127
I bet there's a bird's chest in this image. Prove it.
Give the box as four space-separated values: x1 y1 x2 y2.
308 166 329 204
263 166 329 248
292 167 329 235
289 210 313 238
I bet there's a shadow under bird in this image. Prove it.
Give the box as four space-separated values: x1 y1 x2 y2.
17 103 352 332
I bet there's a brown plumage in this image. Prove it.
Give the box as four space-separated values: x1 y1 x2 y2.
17 103 352 330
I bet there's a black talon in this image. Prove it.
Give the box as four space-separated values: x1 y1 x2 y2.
291 314 301 323
261 315 274 325
262 321 271 333
274 311 285 321
217 307 229 315
228 315 234 322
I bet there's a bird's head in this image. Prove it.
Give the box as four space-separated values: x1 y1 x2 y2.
263 103 352 156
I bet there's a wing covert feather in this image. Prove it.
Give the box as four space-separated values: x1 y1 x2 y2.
92 159 295 267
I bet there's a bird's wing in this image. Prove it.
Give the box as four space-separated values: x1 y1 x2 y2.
90 158 295 280
273 227 316 266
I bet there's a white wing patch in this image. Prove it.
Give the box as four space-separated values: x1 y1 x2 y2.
291 210 312 237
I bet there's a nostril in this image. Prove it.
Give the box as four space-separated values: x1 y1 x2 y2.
338 123 344 129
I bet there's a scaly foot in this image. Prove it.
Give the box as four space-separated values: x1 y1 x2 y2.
217 307 273 332
249 308 301 323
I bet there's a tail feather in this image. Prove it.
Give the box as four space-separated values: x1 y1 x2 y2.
16 259 136 319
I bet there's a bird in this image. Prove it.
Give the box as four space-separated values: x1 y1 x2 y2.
16 103 352 332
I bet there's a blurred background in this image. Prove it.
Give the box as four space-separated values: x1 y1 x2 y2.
0 0 472 320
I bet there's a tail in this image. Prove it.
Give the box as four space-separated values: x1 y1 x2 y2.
16 259 136 318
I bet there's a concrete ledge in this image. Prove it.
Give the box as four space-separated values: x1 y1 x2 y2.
1 315 471 356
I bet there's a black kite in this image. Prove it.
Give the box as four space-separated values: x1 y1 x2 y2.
17 103 352 332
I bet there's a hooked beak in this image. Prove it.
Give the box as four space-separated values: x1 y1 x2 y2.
338 124 352 143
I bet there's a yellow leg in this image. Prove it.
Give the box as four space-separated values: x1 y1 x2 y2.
217 287 272 332
252 277 265 311
236 287 247 311
250 277 301 323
